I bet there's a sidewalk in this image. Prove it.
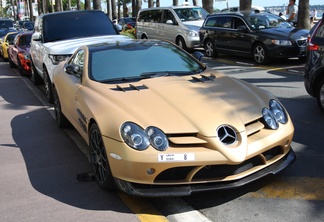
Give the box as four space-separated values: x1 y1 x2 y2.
0 62 139 222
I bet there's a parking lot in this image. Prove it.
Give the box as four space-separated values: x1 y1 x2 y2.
1 54 324 222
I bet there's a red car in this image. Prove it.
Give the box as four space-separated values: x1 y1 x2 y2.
7 32 32 75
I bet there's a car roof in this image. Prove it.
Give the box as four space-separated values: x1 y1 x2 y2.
39 10 104 18
209 10 271 17
139 5 202 11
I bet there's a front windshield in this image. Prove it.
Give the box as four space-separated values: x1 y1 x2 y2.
174 7 208 21
245 13 293 29
90 41 204 82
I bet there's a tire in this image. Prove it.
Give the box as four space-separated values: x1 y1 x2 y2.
53 87 69 128
316 78 324 113
89 123 115 191
253 43 270 65
141 34 148 39
176 37 188 51
43 68 54 103
17 58 25 75
204 39 218 57
30 61 43 85
8 53 16 68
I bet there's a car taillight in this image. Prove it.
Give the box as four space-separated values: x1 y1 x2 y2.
308 42 319 51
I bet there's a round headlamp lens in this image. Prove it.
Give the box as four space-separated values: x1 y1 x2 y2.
146 126 169 151
121 122 149 150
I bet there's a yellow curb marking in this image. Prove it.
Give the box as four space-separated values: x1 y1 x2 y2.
249 177 324 200
117 191 169 222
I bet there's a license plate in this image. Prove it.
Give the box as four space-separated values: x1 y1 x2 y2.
158 153 195 162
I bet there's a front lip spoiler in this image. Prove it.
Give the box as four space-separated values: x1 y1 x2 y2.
114 148 296 197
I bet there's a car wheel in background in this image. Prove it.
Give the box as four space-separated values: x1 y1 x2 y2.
89 123 115 191
17 58 25 75
30 61 43 85
176 37 188 51
43 68 54 103
253 43 269 65
204 39 218 57
53 87 69 128
316 78 324 113
8 54 16 68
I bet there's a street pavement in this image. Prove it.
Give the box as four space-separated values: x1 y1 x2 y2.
0 62 140 222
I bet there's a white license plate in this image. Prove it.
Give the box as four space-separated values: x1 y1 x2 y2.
158 153 195 162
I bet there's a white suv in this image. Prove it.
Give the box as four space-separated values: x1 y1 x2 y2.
30 10 129 102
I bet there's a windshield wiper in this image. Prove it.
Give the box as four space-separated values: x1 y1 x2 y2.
141 71 171 77
100 75 151 83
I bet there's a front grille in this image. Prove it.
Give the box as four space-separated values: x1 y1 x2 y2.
154 146 284 183
296 39 307 47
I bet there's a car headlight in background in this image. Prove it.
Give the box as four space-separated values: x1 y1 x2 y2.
271 40 292 46
262 99 288 130
49 54 69 65
186 30 198 37
121 122 169 151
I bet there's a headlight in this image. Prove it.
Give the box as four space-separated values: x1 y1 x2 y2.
49 54 69 65
146 126 169 151
186 30 198 37
269 99 288 124
121 122 169 151
121 122 150 150
262 107 279 129
262 99 288 130
271 40 292 45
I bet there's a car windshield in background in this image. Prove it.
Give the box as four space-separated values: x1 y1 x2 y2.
0 21 14 29
43 11 117 43
244 13 292 29
90 41 205 82
174 7 208 21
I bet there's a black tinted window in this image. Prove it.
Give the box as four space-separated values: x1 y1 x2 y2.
43 11 117 43
207 17 232 28
312 20 324 45
138 10 163 23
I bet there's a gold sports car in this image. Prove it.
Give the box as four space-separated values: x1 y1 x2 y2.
52 39 296 197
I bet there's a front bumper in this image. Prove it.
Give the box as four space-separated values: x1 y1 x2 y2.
114 148 296 197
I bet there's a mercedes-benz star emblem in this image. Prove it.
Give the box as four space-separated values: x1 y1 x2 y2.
217 125 237 145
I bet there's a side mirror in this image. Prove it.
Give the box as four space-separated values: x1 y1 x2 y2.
166 20 174 25
65 64 81 76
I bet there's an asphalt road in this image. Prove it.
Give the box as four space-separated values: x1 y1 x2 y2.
1 54 324 222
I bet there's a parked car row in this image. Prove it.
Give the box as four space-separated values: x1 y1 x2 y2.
134 6 309 65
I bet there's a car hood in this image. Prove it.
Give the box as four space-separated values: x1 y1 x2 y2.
18 45 30 52
183 20 204 31
257 27 309 40
42 35 131 55
89 70 273 137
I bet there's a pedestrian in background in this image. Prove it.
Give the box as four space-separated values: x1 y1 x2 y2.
310 8 317 25
286 0 298 26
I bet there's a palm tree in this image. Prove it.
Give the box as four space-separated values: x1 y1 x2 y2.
239 0 252 10
93 0 101 10
202 0 213 14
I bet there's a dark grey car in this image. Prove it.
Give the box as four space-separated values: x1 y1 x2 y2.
304 14 324 112
199 11 309 64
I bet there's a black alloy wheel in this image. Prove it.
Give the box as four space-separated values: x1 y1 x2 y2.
89 123 115 191
53 87 69 128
